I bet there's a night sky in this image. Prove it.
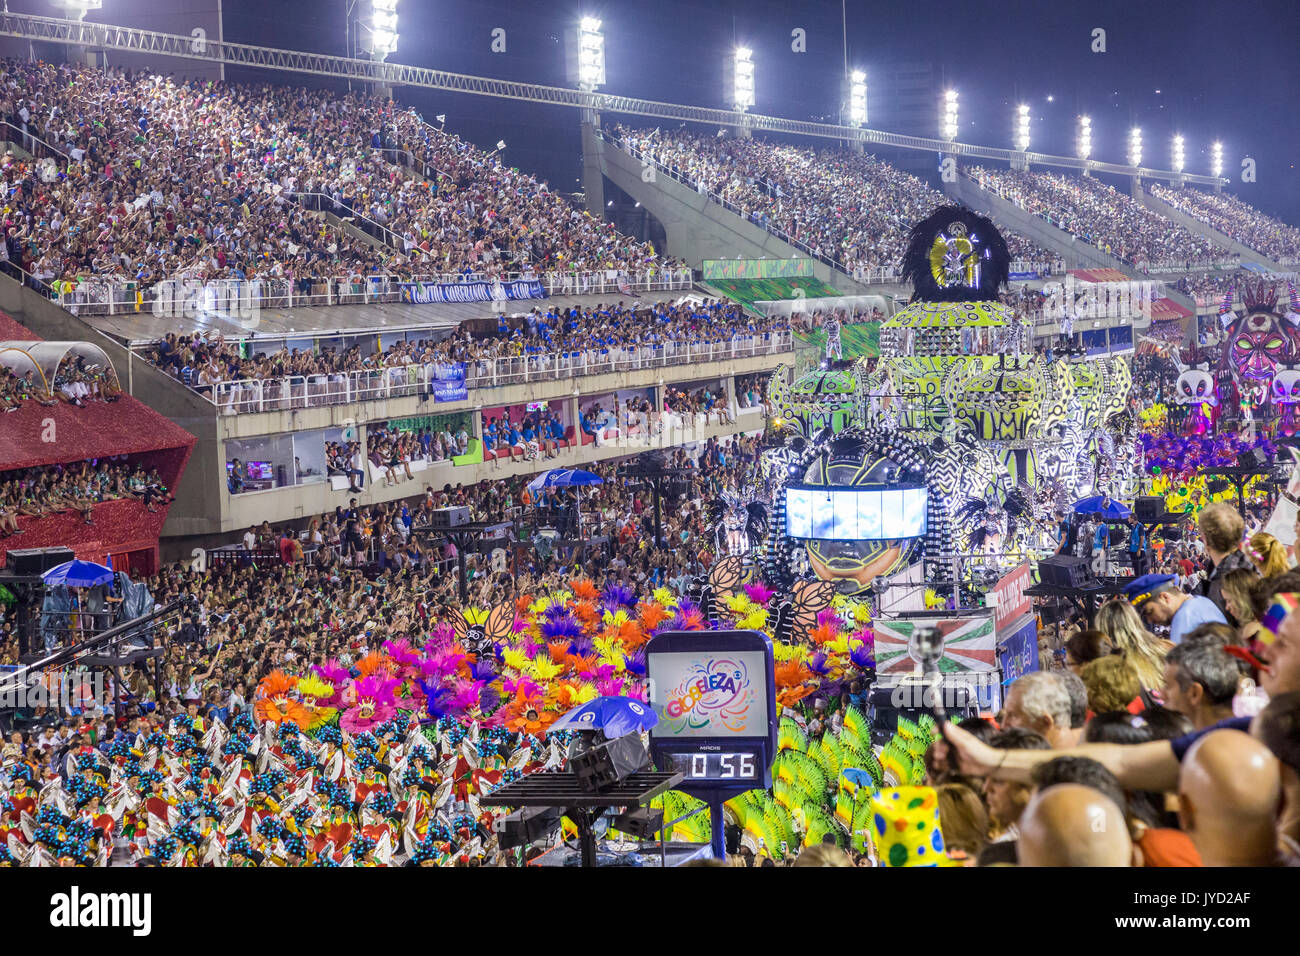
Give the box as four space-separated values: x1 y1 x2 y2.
58 0 1300 223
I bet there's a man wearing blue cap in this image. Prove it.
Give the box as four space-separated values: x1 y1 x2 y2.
1123 573 1225 645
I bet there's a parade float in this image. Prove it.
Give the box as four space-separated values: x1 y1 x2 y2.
763 207 1137 590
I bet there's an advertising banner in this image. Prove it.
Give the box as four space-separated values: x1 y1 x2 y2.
872 614 998 675
701 258 817 280
400 278 545 304
990 563 1033 634
431 363 468 402
998 617 1040 684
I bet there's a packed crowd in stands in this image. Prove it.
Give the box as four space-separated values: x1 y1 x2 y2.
0 457 173 535
966 166 1233 269
5 440 1300 866
0 59 677 302
145 298 787 401
1167 269 1300 305
1150 184 1300 263
607 126 1054 274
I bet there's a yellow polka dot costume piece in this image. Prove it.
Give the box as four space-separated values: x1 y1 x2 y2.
869 785 954 867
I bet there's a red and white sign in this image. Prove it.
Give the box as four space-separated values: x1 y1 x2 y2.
989 563 1033 634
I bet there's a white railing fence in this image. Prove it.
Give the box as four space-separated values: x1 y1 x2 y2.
197 331 792 415
56 266 694 317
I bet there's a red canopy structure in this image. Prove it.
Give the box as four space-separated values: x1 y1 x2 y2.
0 312 195 573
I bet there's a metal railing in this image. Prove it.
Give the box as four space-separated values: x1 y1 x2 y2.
197 332 791 414
57 265 694 316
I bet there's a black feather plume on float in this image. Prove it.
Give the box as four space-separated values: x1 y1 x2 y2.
899 205 1011 303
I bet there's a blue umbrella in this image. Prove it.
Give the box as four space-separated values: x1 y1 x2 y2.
547 696 658 738
42 560 114 588
1071 496 1131 520
527 468 604 492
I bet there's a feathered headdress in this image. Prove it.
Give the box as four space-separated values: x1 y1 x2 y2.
899 205 1010 302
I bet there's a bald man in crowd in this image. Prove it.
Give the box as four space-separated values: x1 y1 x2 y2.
1018 783 1133 867
1178 730 1282 867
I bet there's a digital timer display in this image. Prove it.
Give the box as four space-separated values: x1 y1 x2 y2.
667 751 761 781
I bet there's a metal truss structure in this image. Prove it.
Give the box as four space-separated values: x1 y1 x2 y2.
0 12 1225 186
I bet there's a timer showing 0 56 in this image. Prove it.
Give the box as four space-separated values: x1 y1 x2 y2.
669 752 759 779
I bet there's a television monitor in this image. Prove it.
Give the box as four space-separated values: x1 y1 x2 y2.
246 461 274 481
785 485 927 539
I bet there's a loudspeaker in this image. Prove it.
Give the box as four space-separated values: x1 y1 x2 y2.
1038 554 1095 588
1239 447 1270 470
4 547 74 575
611 806 664 840
1134 496 1163 522
570 732 650 792
493 805 562 849
428 506 471 530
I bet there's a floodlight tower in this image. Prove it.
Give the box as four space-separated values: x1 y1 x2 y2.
1011 104 1031 170
363 0 400 61
1076 115 1093 176
1127 127 1143 196
1211 141 1225 193
845 69 867 153
48 1 103 67
938 89 958 167
1170 134 1185 188
941 89 959 141
570 17 609 214
730 47 755 138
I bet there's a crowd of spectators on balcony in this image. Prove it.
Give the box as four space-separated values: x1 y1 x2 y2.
142 299 790 406
0 59 677 304
0 457 172 536
606 125 1054 273
0 356 122 411
965 166 1232 269
1149 184 1300 263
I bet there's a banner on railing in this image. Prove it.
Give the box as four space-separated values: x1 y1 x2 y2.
400 279 545 304
432 363 468 402
701 259 816 280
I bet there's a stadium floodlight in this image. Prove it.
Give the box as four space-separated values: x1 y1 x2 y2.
49 0 102 20
941 90 959 141
849 70 867 127
1172 134 1185 173
1128 127 1142 168
578 17 606 91
1077 115 1092 160
367 0 400 58
733 48 755 113
1212 141 1224 177
1015 104 1031 151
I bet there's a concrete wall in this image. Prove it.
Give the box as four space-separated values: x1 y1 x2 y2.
209 350 788 532
1138 189 1285 272
587 124 881 297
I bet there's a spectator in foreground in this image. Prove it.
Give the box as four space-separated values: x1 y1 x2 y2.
1000 672 1077 748
1017 783 1133 867
1124 573 1226 645
1197 502 1253 614
1178 730 1284 867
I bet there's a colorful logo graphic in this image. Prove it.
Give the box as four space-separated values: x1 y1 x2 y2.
663 657 755 733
